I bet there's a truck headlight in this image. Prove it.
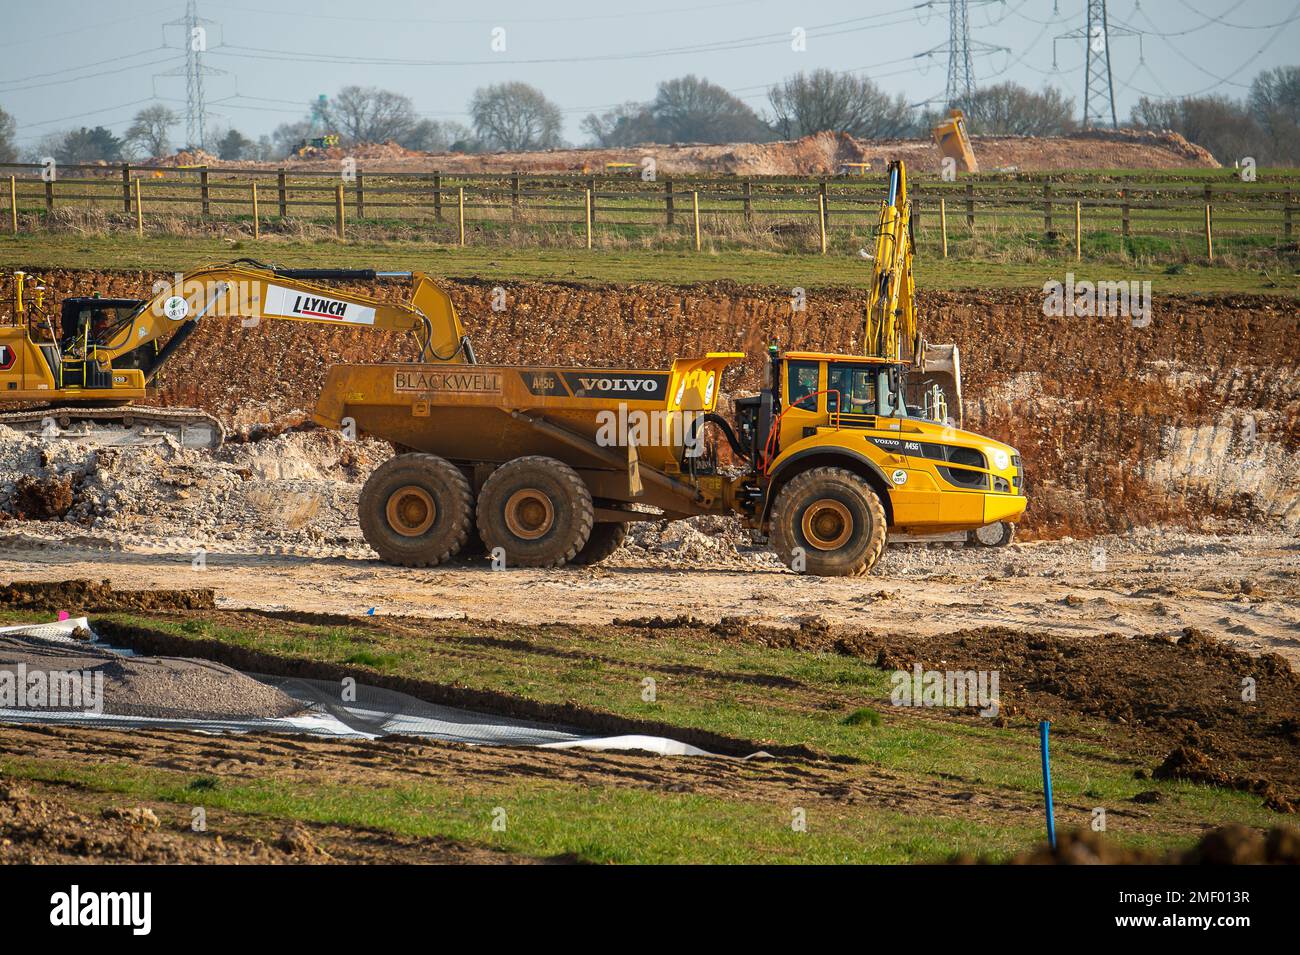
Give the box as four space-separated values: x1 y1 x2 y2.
992 449 1009 470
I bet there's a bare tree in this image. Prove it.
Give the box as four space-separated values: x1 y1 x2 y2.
960 83 1075 136
767 70 913 139
1248 66 1300 165
1130 93 1264 165
400 118 473 152
650 75 772 143
324 86 417 144
0 105 16 163
124 104 179 158
470 82 564 151
581 102 660 147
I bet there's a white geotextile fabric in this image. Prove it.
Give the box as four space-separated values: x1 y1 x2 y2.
0 619 740 757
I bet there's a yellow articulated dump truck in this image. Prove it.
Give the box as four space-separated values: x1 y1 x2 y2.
312 160 1025 576
314 349 1027 576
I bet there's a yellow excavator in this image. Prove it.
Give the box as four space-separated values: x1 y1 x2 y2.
0 261 470 447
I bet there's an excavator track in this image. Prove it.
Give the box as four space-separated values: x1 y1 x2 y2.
0 406 225 449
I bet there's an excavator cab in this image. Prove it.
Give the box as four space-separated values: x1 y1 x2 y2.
59 298 143 355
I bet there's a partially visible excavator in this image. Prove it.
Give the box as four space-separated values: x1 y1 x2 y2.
0 262 470 448
931 108 978 174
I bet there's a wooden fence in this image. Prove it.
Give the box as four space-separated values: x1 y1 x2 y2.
2 160 1295 258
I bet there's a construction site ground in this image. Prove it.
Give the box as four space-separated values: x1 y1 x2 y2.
1 249 1297 864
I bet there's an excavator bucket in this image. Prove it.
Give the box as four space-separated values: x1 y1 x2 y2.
931 109 978 174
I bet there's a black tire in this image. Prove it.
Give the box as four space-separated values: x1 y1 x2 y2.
967 521 1015 548
476 456 593 568
570 522 628 566
769 466 888 577
359 453 473 567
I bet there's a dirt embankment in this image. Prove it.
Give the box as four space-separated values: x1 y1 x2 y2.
151 129 1218 175
6 271 1296 540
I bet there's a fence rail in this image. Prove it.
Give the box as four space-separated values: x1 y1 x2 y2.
2 161 1294 256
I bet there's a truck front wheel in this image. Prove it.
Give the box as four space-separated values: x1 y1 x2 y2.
359 453 473 567
476 456 594 568
770 466 887 577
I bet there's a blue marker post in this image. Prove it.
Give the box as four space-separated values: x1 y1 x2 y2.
1039 720 1057 851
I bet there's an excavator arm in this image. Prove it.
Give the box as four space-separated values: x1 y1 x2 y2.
861 160 918 363
98 262 473 377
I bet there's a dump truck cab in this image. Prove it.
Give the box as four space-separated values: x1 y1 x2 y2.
734 348 1025 574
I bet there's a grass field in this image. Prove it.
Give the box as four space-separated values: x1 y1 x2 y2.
3 232 1296 295
0 608 1283 864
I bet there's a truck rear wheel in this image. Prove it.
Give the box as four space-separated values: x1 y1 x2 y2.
476 456 593 568
770 466 887 577
359 453 473 567
570 522 628 566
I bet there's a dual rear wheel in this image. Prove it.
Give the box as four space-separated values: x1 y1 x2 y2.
360 453 617 569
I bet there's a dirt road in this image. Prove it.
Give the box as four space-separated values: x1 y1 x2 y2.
3 529 1297 666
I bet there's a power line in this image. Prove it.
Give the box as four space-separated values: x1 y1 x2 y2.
206 0 767 26
204 6 930 68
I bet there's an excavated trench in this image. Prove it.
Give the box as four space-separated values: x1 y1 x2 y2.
5 270 1299 540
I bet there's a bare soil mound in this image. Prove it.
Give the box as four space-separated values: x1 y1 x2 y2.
139 129 1217 175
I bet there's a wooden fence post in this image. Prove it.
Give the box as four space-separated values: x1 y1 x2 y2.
965 182 974 228
511 174 520 222
134 178 143 238
433 172 443 222
585 188 592 249
818 192 827 255
277 169 287 218
45 178 54 213
355 171 365 219
1121 188 1130 237
1074 200 1082 260
1285 189 1294 239
665 179 674 226
742 179 752 224
1204 203 1214 260
1043 182 1053 239
9 176 17 234
121 163 131 213
251 182 260 240
458 186 465 245
200 166 209 216
939 197 948 258
335 182 345 239
692 190 701 251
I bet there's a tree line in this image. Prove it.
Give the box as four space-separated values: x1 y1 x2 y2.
1 66 1297 166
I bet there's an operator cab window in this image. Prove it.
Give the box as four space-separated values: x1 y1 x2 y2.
786 360 820 412
827 363 877 417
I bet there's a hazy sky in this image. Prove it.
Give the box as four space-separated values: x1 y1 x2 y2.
2 0 1297 150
